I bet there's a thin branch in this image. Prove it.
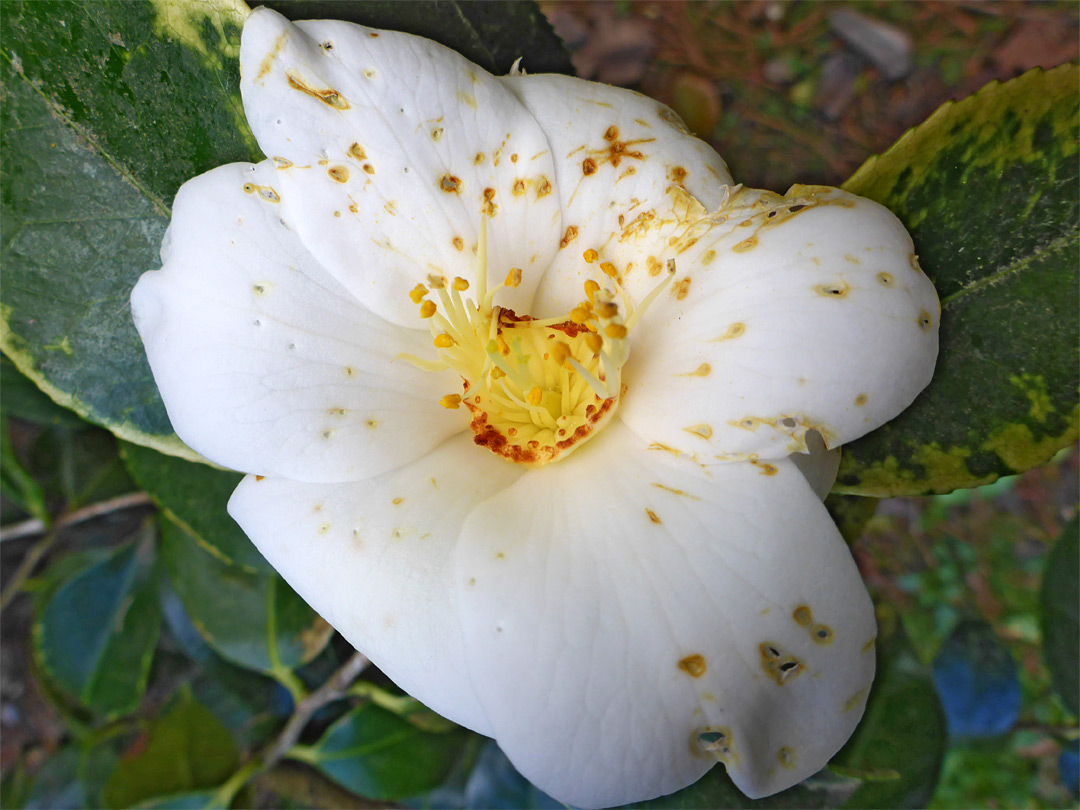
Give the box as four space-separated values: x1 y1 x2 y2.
260 651 371 768
0 492 154 612
0 491 153 543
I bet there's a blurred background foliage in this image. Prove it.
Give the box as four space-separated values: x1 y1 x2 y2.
1 1 1077 808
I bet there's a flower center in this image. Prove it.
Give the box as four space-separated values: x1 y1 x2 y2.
404 220 673 467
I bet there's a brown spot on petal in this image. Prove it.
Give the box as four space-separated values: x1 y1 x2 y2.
512 178 526 196
286 69 349 109
877 272 895 287
646 508 661 524
348 142 367 160
452 236 465 251
440 174 462 194
760 642 804 685
855 393 868 406
582 157 598 176
362 163 375 175
733 237 757 252
918 310 933 330
482 187 498 217
793 605 813 626
811 624 834 645
559 225 579 249
536 176 552 199
327 165 349 183
670 165 687 183
778 747 796 769
674 277 692 300
678 654 707 677
815 282 850 298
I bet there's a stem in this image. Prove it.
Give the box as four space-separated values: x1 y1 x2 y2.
0 491 153 543
0 524 61 612
260 651 370 768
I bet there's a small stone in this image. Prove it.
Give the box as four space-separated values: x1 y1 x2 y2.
829 9 913 81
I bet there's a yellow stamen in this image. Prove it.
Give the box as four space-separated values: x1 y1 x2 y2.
596 301 618 319
583 248 599 263
585 333 603 353
409 283 428 304
584 280 600 302
570 306 591 325
604 323 628 340
434 333 455 348
453 276 470 291
552 342 571 366
440 394 462 409
600 261 618 278
419 300 437 318
527 386 543 406
505 267 523 288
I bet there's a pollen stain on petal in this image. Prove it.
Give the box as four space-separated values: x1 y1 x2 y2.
474 152 485 164
918 310 933 330
652 482 700 500
348 142 367 160
285 69 350 109
711 322 746 342
733 236 757 252
392 497 404 505
327 165 349 183
582 157 598 175
431 127 444 141
877 271 895 287
362 163 375 175
452 236 465 251
815 281 850 298
793 605 813 626
365 419 378 429
646 508 661 524
440 174 462 194
685 424 713 440
751 460 778 476
482 187 498 217
457 90 478 109
701 249 716 265
670 166 687 184
673 277 692 300
344 366 355 378
862 636 877 654
778 747 797 769
679 363 711 377
678 654 707 677
536 176 552 198
855 393 869 406
559 225 579 249
512 178 526 196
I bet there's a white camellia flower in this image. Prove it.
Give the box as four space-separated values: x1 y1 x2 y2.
131 8 939 808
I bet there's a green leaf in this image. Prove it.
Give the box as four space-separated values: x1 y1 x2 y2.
160 516 331 677
0 0 258 462
837 65 1079 496
121 441 271 573
291 702 466 800
834 622 947 808
1 355 87 429
1041 517 1079 715
103 688 240 810
26 425 133 510
1 416 49 524
34 542 161 719
455 1 573 75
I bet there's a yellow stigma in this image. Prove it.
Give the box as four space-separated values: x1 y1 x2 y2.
403 220 672 466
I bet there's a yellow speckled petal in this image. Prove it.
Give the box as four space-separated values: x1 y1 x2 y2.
620 186 939 461
228 432 522 734
455 421 876 807
131 161 463 482
499 73 734 318
238 8 563 327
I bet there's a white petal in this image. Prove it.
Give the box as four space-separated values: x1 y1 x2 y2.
790 429 842 501
455 421 876 807
239 8 563 327
621 186 939 460
500 73 734 317
228 432 523 733
131 161 464 482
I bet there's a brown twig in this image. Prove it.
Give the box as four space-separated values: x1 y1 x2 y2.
0 491 153 543
0 492 154 611
260 651 371 768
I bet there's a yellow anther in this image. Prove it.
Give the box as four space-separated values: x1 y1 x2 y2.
552 341 571 366
496 335 510 355
453 276 470 291
427 274 447 289
584 280 600 301
596 301 618 319
600 262 618 278
505 267 523 288
583 248 599 264
527 386 543 406
440 394 462 409
604 323 628 340
409 283 428 304
419 300 437 318
434 333 455 348
585 332 603 353
570 306 591 325
490 366 506 380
